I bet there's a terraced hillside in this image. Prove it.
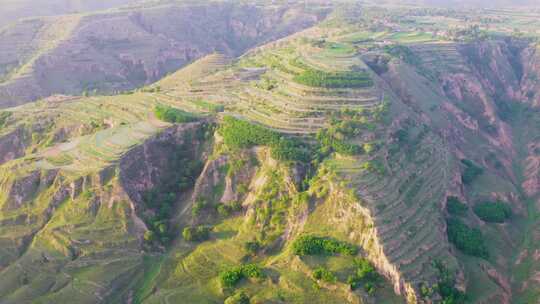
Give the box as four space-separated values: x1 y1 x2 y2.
2 2 540 304
0 1 329 108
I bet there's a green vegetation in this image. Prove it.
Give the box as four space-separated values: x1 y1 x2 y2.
313 266 337 283
293 68 373 88
182 225 211 242
361 160 386 175
473 201 512 223
446 196 468 216
292 235 357 256
142 153 203 245
0 111 11 128
316 115 371 156
317 128 361 155
347 258 381 295
384 45 421 66
192 98 224 113
446 218 488 259
219 264 265 288
224 291 250 304
461 159 483 185
434 261 468 304
216 202 241 217
244 241 261 256
219 116 308 162
154 105 198 123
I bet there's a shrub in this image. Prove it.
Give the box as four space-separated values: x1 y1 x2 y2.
364 282 376 295
313 267 336 283
143 231 156 242
461 159 483 185
154 105 197 123
241 264 264 279
446 218 488 258
446 196 468 216
244 241 261 255
361 161 386 175
434 261 467 304
292 235 357 256
316 129 361 156
473 201 512 223
224 291 250 304
182 225 211 242
216 203 232 217
219 264 265 288
191 199 207 217
219 267 243 288
347 258 380 292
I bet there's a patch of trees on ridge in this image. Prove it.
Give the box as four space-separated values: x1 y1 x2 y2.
219 116 309 162
473 200 512 223
154 105 198 123
292 235 358 256
445 196 489 259
293 68 373 89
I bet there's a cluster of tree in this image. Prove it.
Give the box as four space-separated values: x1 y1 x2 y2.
313 266 337 283
460 159 484 185
347 258 381 295
434 261 468 304
315 116 371 157
182 225 211 242
473 201 512 223
142 190 176 245
219 116 308 162
142 149 204 246
447 25 490 42
293 68 373 89
446 218 489 259
316 128 362 156
292 235 358 256
154 105 198 123
446 196 468 217
219 264 265 288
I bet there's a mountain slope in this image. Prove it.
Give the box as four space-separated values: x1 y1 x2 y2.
1 3 540 304
0 1 328 108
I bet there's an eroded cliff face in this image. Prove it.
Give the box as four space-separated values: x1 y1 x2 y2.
372 37 540 303
0 122 215 302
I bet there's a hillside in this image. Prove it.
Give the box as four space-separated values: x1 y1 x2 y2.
0 1 328 108
0 0 142 27
1 2 540 304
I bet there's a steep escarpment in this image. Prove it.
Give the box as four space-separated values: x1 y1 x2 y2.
0 121 213 303
375 36 540 303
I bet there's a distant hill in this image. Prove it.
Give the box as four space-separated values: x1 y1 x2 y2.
0 0 142 27
373 0 540 7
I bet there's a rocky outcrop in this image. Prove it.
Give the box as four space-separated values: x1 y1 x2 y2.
0 127 27 165
119 121 209 207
